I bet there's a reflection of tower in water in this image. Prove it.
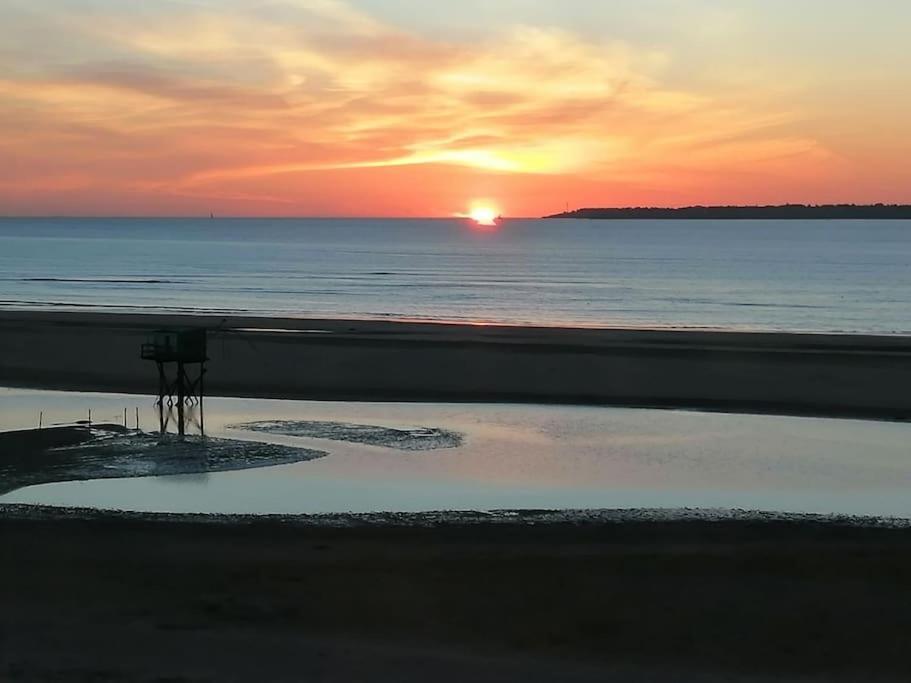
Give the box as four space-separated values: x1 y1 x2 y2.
140 328 208 437
156 399 205 436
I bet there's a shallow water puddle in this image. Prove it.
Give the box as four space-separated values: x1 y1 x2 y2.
2 387 911 517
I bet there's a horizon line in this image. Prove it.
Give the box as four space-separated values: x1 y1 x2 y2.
0 215 531 221
3 203 911 221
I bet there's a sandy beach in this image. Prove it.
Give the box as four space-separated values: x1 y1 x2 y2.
2 507 910 682
3 312 911 681
2 310 910 420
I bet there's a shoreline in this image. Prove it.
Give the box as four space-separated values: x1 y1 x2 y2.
2 310 911 421
3 305 909 337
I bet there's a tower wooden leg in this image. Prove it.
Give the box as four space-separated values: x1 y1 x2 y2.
177 361 185 437
157 362 166 434
199 363 206 437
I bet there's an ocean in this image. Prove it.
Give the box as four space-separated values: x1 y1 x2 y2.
1 217 909 333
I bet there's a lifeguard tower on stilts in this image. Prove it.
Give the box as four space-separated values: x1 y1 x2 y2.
141 329 208 436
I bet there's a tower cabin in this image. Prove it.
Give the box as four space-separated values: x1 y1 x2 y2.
141 329 208 436
141 329 207 363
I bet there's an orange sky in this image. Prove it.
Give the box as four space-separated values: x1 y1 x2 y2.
2 0 911 217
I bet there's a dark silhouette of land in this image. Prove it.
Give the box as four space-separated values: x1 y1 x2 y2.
546 204 911 220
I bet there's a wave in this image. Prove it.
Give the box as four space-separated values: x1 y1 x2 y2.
10 277 184 284
0 299 255 315
664 297 827 310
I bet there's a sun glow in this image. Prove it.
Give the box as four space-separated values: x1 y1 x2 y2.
468 205 499 226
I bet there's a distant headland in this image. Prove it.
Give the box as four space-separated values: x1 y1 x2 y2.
546 204 911 220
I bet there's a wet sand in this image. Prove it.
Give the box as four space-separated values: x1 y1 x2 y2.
0 426 326 496
2 310 911 420
2 508 910 681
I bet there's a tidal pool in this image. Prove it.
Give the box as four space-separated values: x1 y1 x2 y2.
1 386 910 517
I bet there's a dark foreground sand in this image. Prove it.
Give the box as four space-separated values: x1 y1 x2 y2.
2 310 911 420
2 508 910 682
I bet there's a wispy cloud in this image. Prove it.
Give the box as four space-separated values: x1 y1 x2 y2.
0 0 856 215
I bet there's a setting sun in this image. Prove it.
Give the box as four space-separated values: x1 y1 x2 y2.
469 205 500 226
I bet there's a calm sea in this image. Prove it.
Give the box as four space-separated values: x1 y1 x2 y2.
1 217 909 333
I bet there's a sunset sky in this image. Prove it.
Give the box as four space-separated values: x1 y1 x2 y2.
2 0 910 217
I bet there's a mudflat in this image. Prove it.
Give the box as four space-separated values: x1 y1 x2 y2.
2 310 911 420
1 510 910 682
0 426 326 496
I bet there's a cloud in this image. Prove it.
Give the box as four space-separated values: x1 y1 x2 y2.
56 63 292 110
0 0 840 214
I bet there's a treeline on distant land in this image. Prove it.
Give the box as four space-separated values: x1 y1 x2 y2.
546 204 911 220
